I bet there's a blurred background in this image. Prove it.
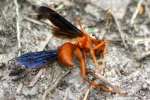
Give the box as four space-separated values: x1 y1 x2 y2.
0 0 150 100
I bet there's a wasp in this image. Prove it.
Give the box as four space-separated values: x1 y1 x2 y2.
10 6 120 94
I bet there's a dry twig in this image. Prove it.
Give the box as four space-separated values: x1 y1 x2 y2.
94 71 126 95
145 0 150 19
14 0 23 93
14 0 21 56
130 0 145 25
63 88 69 100
42 71 70 100
16 83 23 94
112 12 128 48
29 68 46 87
138 51 150 60
24 16 44 25
27 14 54 87
83 87 91 100
133 37 150 44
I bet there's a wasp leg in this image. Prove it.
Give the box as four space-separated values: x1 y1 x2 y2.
90 80 113 93
90 48 99 69
74 47 87 79
93 40 108 57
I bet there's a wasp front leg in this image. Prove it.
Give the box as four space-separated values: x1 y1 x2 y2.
89 39 108 72
93 40 108 57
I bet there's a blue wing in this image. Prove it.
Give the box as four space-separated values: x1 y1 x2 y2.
16 50 57 68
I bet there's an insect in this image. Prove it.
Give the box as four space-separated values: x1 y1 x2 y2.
11 5 115 93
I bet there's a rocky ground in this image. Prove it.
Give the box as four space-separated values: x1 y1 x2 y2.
0 0 150 100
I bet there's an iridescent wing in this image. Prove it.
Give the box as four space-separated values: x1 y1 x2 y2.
36 6 83 38
16 50 57 68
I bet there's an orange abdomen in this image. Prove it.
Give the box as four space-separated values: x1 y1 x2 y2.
58 42 74 67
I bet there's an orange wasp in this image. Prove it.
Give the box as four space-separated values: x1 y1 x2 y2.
36 6 107 78
10 5 116 93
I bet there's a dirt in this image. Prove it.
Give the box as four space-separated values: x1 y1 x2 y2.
0 0 150 100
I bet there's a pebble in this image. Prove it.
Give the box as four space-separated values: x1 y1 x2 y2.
0 63 5 69
22 86 38 96
142 83 148 89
